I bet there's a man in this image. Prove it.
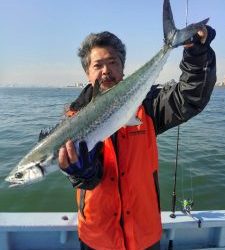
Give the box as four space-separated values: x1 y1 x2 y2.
58 27 216 250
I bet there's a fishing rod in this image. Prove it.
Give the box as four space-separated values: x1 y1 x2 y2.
169 0 190 218
168 1 195 249
170 125 180 219
170 0 194 220
170 127 195 219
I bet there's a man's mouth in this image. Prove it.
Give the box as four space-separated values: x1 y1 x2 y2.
100 76 116 85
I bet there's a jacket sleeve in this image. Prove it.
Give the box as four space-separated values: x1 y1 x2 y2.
143 43 216 135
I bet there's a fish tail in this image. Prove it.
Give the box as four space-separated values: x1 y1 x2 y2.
163 0 209 48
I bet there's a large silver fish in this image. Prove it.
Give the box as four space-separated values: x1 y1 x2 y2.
5 0 208 187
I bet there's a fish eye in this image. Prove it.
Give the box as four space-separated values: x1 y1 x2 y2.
15 172 23 179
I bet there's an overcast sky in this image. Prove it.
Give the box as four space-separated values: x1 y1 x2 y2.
0 0 224 87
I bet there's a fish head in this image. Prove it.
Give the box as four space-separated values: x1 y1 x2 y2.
5 154 56 187
5 163 44 187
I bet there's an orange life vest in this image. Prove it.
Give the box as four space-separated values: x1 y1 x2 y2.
76 105 162 250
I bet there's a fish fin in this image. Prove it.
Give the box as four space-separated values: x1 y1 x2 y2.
38 123 59 142
163 0 209 48
92 80 102 99
126 114 142 126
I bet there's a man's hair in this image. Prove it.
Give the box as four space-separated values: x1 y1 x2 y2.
78 31 126 72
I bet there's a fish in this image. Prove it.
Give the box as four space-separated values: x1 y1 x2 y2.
5 0 209 187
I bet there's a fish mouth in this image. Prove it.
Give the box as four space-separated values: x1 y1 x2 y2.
5 177 24 188
9 182 22 188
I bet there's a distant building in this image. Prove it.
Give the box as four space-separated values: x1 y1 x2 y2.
215 81 225 87
67 82 87 88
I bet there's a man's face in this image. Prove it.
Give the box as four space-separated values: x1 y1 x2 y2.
87 46 124 91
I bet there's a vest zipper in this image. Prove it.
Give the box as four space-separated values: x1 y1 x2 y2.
111 132 124 227
79 189 86 220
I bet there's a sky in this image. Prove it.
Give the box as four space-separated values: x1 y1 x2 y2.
0 0 224 87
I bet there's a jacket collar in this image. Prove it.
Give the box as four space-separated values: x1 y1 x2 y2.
70 84 93 111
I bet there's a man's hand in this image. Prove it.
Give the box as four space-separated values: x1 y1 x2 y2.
184 25 216 48
59 140 78 170
58 140 103 178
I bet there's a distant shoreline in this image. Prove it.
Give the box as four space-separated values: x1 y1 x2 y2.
0 84 224 88
0 86 84 89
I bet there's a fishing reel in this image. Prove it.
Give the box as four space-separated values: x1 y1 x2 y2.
180 198 194 214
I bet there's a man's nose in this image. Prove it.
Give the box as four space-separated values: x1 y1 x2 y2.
102 64 111 74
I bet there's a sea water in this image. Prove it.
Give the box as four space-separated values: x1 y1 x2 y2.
0 87 224 212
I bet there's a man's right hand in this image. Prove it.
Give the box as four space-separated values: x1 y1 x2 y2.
58 140 103 178
59 140 78 171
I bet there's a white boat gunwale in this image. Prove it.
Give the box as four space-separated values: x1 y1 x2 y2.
0 210 225 250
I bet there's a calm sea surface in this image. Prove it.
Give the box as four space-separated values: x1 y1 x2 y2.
0 87 224 212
